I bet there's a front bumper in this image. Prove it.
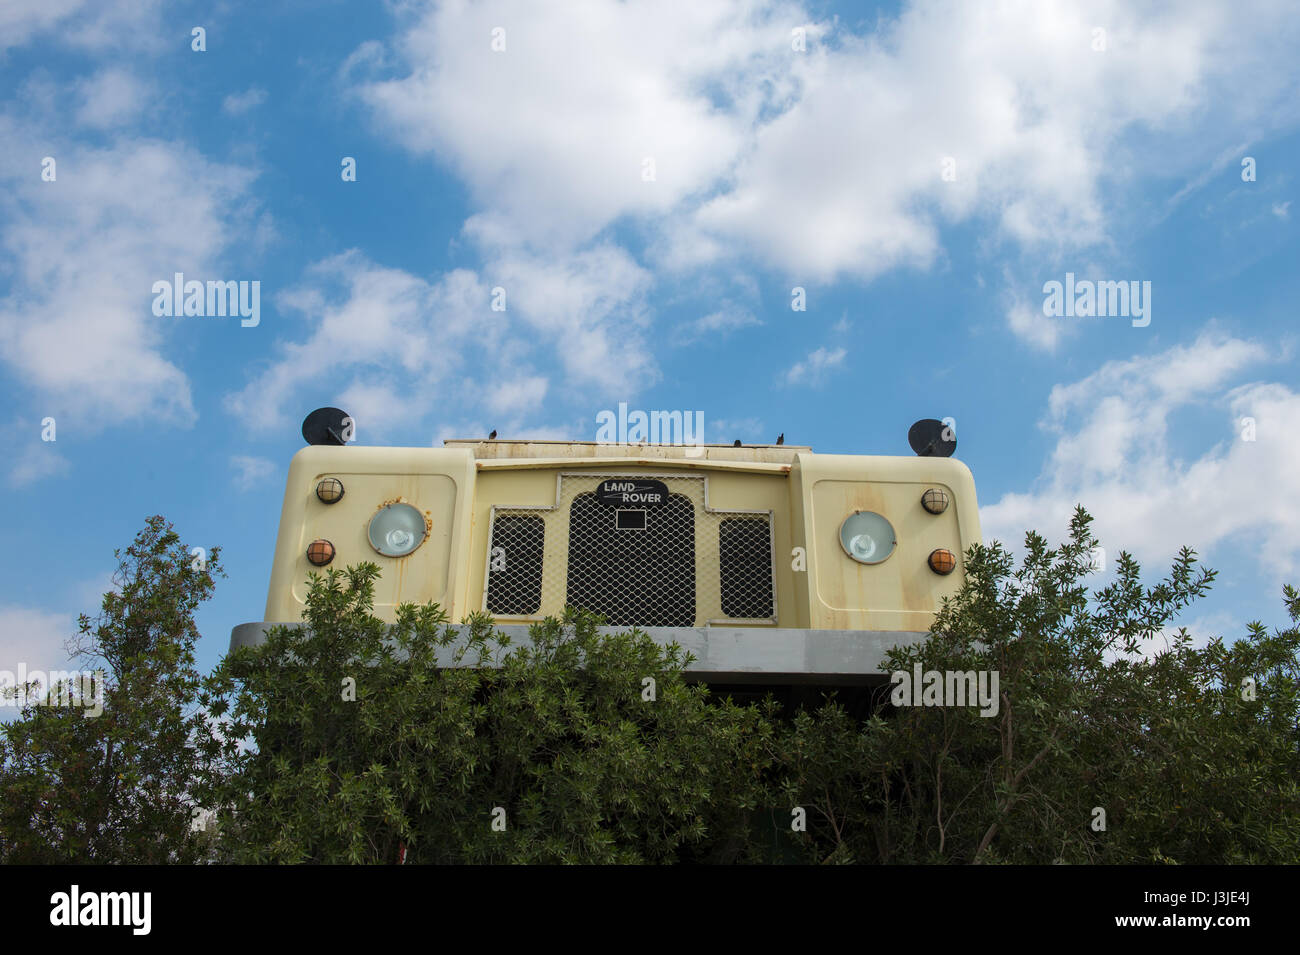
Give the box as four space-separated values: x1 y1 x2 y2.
230 622 928 684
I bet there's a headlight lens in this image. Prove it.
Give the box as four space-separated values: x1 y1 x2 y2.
367 503 426 557
921 487 949 514
839 511 896 564
928 548 957 575
316 477 345 504
306 539 335 566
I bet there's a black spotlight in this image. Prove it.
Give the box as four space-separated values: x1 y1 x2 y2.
907 418 956 457
302 408 352 446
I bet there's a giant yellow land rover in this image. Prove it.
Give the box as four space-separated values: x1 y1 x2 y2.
230 411 980 686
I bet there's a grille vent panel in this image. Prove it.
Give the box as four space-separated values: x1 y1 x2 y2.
484 473 775 626
484 514 545 615
720 517 776 619
566 491 696 627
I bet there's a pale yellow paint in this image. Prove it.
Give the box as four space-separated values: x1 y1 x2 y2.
263 441 982 633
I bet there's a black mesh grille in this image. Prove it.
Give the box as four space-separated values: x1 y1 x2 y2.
485 474 777 625
719 517 774 618
485 514 545 615
565 491 695 627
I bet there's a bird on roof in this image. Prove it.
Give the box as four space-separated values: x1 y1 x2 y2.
776 433 784 445
733 439 742 447
488 429 497 440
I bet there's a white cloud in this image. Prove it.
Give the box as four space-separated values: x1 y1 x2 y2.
354 0 801 252
486 245 657 393
221 87 267 116
981 329 1300 586
1162 141 1251 217
0 0 163 52
1104 610 1240 665
73 573 117 614
1006 297 1064 352
351 0 1300 356
783 345 845 386
711 417 766 443
1273 201 1291 219
230 455 276 492
73 68 150 128
486 376 549 416
0 603 94 719
1176 611 1244 651
672 304 761 346
0 118 261 430
239 242 656 435
225 250 488 434
361 0 1284 268
7 444 70 488
0 0 83 50
670 0 1246 282
231 242 650 436
332 381 423 444
0 605 76 679
246 242 655 433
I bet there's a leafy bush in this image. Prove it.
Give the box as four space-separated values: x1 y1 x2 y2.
6 509 1297 864
0 516 222 863
199 564 780 863
776 507 1300 864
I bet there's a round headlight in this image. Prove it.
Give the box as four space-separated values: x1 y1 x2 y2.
367 503 427 557
839 511 896 564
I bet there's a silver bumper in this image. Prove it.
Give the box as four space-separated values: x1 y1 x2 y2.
228 622 927 684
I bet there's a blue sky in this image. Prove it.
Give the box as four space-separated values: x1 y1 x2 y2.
2 0 1298 682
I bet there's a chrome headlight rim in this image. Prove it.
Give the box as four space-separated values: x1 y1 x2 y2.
366 502 427 558
838 510 897 565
